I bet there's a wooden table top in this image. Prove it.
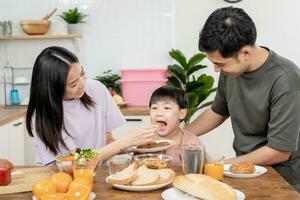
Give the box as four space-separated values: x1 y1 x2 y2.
1 165 299 200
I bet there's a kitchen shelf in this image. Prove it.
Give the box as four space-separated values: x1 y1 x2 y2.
0 34 81 40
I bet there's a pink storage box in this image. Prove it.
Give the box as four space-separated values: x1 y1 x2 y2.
120 79 167 106
121 69 167 80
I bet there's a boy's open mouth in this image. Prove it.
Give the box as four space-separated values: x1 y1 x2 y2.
156 120 167 128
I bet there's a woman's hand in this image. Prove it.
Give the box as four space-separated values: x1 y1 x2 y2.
119 124 159 149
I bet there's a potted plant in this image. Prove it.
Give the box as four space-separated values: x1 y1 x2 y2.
59 7 88 34
95 70 121 96
167 49 217 124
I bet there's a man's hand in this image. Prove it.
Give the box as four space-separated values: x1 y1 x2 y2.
224 146 291 165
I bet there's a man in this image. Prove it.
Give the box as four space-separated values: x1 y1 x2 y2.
185 6 300 192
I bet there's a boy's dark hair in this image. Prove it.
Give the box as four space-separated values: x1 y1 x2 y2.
198 6 257 58
149 85 187 109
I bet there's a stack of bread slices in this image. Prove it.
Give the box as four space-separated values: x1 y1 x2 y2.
107 162 175 186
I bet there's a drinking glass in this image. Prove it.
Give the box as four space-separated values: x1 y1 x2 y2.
205 154 224 181
73 163 94 189
181 144 205 174
107 156 131 175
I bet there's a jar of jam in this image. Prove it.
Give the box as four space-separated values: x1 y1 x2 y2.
0 166 12 186
0 159 13 186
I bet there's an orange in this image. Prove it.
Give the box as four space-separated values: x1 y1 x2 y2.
66 186 90 200
68 178 92 193
32 178 57 200
51 172 72 193
40 193 68 200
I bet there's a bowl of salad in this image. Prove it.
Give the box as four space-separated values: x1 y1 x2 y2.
56 148 101 175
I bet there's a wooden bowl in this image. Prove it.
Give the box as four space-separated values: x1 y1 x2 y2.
20 20 51 35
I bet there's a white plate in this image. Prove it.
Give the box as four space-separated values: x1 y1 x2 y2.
134 139 176 153
106 177 173 192
161 187 245 200
33 192 96 200
223 164 267 178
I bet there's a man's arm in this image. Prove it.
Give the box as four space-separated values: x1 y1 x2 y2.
224 146 291 165
185 107 228 136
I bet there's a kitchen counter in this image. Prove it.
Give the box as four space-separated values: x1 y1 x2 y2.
1 165 299 199
0 106 27 126
120 106 149 116
0 106 149 126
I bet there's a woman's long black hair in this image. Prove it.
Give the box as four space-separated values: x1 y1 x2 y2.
26 46 94 155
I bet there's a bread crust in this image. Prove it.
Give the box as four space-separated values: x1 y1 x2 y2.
107 162 138 185
173 174 237 200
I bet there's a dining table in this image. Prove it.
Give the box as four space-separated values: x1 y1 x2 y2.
1 165 300 200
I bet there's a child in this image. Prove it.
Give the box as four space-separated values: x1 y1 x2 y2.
149 85 202 165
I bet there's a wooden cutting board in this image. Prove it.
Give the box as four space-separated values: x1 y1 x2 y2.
0 167 54 195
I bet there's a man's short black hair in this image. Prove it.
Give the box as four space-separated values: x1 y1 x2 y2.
149 86 187 109
198 6 257 58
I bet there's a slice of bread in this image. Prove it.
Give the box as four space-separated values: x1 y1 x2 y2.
131 165 160 186
158 168 175 184
173 174 237 200
107 162 138 185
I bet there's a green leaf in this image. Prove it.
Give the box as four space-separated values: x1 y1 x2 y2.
187 53 206 69
169 49 187 69
188 92 199 109
168 64 186 84
167 76 182 88
186 81 205 93
186 64 207 77
197 75 214 90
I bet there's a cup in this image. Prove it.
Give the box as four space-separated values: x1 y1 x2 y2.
205 154 224 181
10 89 20 105
181 144 205 174
107 156 131 175
73 163 94 187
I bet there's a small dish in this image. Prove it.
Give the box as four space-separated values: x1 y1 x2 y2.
133 154 173 169
223 164 267 178
133 139 176 153
161 187 245 200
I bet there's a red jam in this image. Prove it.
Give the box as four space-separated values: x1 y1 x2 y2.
0 166 11 186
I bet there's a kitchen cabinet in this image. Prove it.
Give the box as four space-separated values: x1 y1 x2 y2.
0 117 25 165
112 115 151 139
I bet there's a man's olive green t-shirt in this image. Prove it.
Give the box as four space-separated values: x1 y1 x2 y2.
212 48 300 185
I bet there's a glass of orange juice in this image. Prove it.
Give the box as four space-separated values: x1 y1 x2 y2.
73 163 94 187
205 154 224 181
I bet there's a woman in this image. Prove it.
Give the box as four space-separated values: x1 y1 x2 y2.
26 46 158 165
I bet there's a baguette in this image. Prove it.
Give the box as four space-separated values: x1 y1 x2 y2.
107 162 138 185
173 174 237 200
131 165 160 186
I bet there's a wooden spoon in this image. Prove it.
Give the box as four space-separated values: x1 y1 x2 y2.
43 8 57 20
